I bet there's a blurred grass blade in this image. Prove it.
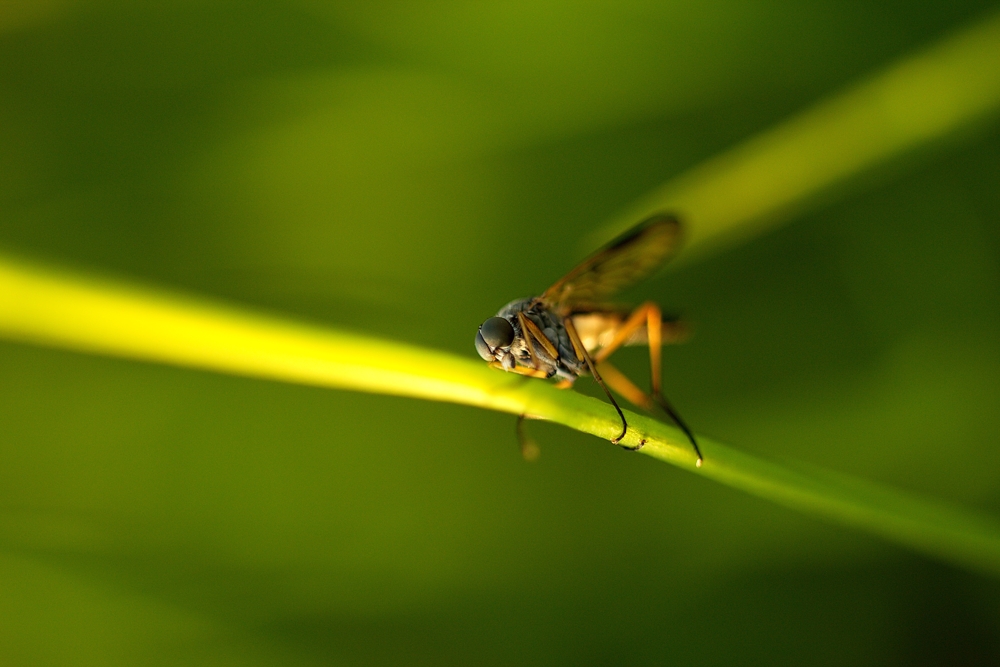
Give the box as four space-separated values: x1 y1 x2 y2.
2 255 1000 576
591 10 1000 260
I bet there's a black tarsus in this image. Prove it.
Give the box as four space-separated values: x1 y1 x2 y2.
580 350 628 445
563 316 629 445
651 391 703 465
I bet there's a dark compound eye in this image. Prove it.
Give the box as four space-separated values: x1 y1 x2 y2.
476 317 515 360
480 317 514 349
475 329 493 360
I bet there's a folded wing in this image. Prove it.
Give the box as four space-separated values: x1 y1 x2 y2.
542 214 682 313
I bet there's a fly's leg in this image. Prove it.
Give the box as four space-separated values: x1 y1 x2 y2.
518 312 560 360
488 360 548 378
643 303 703 465
563 317 628 445
516 415 541 461
516 312 541 368
594 361 652 410
593 362 648 451
592 302 703 466
515 378 574 461
511 313 548 458
491 353 547 460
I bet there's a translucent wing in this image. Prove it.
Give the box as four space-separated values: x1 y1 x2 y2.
542 214 682 312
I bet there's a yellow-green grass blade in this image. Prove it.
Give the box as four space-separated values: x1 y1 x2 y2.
2 255 999 577
588 10 1000 261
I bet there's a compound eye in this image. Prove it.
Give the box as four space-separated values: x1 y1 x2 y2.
475 330 493 360
480 317 515 349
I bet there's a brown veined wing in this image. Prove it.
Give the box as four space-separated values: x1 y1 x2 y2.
542 214 682 313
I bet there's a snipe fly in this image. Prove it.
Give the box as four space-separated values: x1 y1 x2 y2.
475 214 702 465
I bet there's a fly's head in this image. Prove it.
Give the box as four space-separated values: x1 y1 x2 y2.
475 316 516 370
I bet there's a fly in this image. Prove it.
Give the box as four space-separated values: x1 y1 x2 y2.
475 214 703 465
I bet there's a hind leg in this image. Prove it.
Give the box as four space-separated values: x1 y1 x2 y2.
593 303 703 465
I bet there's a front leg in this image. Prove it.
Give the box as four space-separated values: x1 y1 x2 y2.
488 360 549 379
563 316 628 445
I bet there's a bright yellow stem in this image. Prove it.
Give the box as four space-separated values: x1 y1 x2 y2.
2 255 1000 578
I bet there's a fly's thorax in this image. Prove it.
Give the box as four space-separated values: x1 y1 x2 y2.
494 297 584 380
504 302 557 377
495 298 535 320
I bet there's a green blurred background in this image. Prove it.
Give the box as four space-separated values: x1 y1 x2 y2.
2 1 1000 664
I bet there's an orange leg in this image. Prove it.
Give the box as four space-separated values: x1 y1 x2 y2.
517 377 573 460
592 302 703 465
498 324 553 461
644 308 703 465
518 312 560 360
515 415 541 461
515 312 540 370
592 302 657 364
596 361 652 411
592 362 652 451
563 316 628 445
500 322 566 460
488 360 548 379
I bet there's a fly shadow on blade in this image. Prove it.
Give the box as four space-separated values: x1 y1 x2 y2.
475 214 702 466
